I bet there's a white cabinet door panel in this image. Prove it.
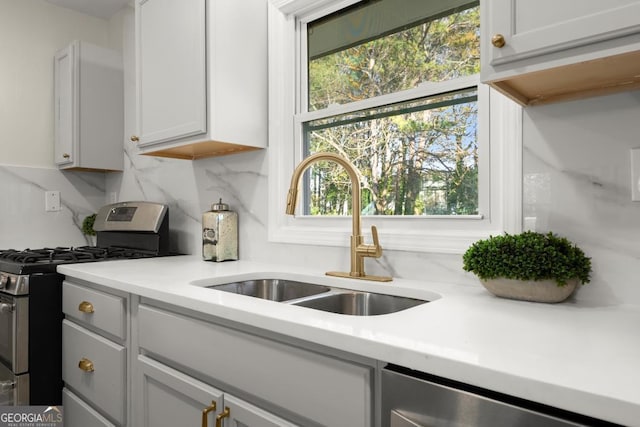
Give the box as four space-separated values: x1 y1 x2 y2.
488 0 640 65
136 0 207 145
54 43 76 166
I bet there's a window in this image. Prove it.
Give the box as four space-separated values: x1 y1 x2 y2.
268 0 522 253
303 1 480 217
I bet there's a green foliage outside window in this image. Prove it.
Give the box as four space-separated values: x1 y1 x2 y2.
305 4 480 216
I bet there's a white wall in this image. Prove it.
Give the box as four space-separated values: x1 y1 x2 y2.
0 1 123 249
0 0 111 167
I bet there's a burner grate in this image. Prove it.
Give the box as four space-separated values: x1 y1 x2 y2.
0 246 158 264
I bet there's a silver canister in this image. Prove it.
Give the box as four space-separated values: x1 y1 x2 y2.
202 198 238 262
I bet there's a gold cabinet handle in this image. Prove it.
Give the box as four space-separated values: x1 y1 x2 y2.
78 301 94 313
78 358 94 372
130 135 139 142
62 153 70 159
491 33 506 48
215 407 230 427
201 401 217 427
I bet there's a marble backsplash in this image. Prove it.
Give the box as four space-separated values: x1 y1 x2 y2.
1 89 639 307
0 165 105 249
522 90 640 306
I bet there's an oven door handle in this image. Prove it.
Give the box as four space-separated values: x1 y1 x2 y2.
0 380 15 392
0 303 14 314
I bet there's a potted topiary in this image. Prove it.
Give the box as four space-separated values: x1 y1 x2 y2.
462 231 592 303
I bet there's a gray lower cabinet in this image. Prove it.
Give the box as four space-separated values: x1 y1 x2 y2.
135 303 374 427
137 355 297 427
60 280 373 426
62 280 129 426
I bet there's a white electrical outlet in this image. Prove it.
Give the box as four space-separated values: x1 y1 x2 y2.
45 191 61 212
632 148 640 202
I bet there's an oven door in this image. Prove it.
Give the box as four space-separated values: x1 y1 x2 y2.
0 293 28 374
0 360 28 405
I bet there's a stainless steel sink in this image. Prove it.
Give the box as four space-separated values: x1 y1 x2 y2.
206 279 330 302
292 291 427 316
203 278 429 315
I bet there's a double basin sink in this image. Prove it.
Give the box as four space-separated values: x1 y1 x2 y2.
205 278 428 316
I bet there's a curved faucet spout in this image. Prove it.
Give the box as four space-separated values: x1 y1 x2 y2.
286 152 361 238
285 152 391 282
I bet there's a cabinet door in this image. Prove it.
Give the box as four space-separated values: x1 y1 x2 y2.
53 42 77 166
136 355 223 427
136 355 298 427
486 0 640 65
135 0 207 146
223 394 299 427
62 388 115 427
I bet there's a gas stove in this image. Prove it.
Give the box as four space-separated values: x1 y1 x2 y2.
0 201 171 406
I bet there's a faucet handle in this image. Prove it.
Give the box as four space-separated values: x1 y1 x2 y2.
357 225 383 258
371 226 382 253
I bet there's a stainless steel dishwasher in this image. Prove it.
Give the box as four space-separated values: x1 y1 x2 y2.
381 365 621 427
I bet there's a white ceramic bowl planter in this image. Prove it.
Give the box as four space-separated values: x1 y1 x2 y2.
480 278 579 303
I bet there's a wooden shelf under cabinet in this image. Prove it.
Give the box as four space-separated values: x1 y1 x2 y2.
140 140 262 160
487 50 640 106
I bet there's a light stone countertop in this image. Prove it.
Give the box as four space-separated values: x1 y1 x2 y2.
58 255 640 426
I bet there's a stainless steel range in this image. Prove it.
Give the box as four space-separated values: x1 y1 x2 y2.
0 201 170 406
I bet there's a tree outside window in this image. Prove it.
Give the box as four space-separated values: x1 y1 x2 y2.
303 1 480 216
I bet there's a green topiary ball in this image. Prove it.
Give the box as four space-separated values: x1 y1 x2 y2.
462 231 591 287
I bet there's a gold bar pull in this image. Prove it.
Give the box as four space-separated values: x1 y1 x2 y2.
78 301 94 313
215 407 230 427
78 358 94 372
201 401 217 427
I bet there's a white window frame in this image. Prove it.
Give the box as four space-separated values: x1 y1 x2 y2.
267 0 522 254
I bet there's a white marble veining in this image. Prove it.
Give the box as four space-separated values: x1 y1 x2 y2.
0 165 106 248
523 90 640 306
58 256 640 427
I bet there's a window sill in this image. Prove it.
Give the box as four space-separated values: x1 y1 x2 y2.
268 218 508 254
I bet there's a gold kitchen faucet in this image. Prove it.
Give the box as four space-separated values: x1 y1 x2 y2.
286 152 392 282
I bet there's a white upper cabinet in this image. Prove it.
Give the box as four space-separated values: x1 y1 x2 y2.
481 0 640 105
54 41 124 171
133 0 267 160
135 0 207 146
